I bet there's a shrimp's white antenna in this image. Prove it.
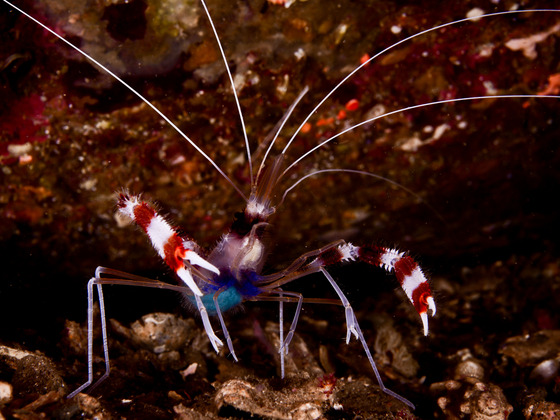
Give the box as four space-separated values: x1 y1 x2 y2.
2 0 248 202
279 168 446 224
257 86 309 181
199 0 254 186
279 9 560 158
281 94 560 178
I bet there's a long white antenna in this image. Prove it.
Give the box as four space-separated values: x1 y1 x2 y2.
199 0 254 186
3 0 248 202
257 86 309 181
280 9 560 157
281 94 560 178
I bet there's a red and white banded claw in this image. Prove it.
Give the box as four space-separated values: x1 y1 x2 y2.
117 193 219 296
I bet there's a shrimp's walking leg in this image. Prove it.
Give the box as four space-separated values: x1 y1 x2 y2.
212 291 238 361
67 267 222 398
260 241 436 337
258 241 437 409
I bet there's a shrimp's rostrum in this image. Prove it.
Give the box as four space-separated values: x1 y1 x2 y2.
2 0 560 412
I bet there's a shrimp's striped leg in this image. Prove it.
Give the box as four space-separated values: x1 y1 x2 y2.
116 193 224 353
258 241 431 409
320 243 436 336
116 193 219 296
260 240 436 337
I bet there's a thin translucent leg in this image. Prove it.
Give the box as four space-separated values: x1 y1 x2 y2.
275 290 303 353
93 283 110 388
352 311 415 409
246 290 307 378
194 294 223 353
213 293 238 361
67 278 96 398
320 268 415 410
67 266 221 398
320 268 359 344
251 289 303 355
279 291 285 378
273 289 303 378
68 271 112 399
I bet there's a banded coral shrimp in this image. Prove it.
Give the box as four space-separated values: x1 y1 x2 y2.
1 0 560 417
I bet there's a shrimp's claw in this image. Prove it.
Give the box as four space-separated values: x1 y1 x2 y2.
341 244 437 336
390 254 436 336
